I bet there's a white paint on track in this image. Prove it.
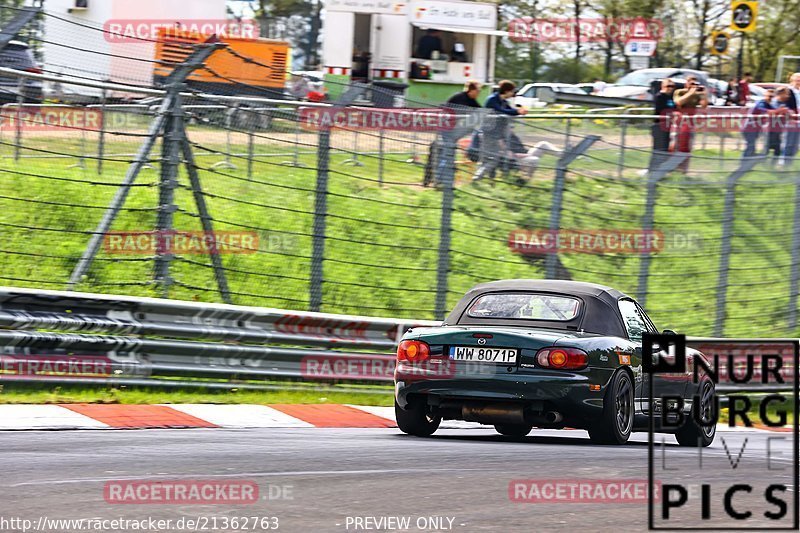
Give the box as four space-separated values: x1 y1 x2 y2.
0 405 109 429
164 404 315 428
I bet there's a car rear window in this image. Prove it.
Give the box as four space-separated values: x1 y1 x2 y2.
466 293 581 321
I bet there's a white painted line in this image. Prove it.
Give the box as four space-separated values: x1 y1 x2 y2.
164 404 314 428
0 405 109 430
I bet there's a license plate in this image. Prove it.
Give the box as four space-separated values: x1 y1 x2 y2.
449 346 518 364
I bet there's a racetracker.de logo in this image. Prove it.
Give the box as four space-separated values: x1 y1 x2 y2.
104 480 259 504
103 19 258 42
509 229 664 255
508 17 664 43
298 107 456 132
103 231 258 255
509 479 660 503
0 107 102 131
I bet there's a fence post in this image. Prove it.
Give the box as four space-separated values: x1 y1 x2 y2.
636 153 689 308
97 88 107 175
788 176 800 330
180 131 233 305
67 43 223 290
545 135 600 280
617 117 627 178
378 128 385 187
247 123 255 180
434 135 456 320
14 81 22 161
714 157 762 336
309 128 330 312
152 93 184 297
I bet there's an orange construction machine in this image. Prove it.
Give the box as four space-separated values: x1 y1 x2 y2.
153 28 290 98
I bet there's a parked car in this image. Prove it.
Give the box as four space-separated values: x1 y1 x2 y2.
0 41 43 104
394 279 716 446
600 68 711 102
513 83 586 108
752 82 788 91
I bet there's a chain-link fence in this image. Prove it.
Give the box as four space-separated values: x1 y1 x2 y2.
1 4 799 340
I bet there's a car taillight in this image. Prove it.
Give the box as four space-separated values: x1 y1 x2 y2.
25 67 42 74
397 340 430 363
535 347 588 370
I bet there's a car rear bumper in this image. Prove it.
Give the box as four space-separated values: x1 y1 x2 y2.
395 367 615 417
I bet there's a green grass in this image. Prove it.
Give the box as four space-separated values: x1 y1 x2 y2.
0 124 796 337
0 383 394 406
719 394 795 426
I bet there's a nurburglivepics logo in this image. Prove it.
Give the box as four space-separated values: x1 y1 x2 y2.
644 334 799 530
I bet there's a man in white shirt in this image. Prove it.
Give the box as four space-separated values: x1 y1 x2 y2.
782 72 800 164
592 79 607 95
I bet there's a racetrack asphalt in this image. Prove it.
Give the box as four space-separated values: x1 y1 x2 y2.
1 427 796 532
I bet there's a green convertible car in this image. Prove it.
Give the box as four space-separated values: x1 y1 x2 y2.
394 280 716 446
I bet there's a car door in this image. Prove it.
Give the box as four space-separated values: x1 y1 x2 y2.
617 299 688 416
516 86 541 108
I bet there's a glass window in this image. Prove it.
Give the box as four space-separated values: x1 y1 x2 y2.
615 71 663 86
618 299 649 341
467 293 581 321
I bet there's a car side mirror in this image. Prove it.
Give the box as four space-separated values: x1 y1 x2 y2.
662 329 677 335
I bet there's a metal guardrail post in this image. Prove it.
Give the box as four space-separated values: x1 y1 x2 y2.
714 157 763 336
309 128 330 312
544 135 600 280
788 177 800 330
636 153 689 308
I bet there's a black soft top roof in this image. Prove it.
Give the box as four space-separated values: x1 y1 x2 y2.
444 279 632 338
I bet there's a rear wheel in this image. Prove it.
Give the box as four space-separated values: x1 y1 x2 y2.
494 424 533 437
676 378 716 447
589 370 634 445
395 399 440 437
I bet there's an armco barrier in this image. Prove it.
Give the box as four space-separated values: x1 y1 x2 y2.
0 286 438 391
0 287 793 393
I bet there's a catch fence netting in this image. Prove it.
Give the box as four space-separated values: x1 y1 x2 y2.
0 4 798 338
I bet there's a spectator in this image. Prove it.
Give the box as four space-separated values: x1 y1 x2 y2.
592 79 607 95
672 75 708 172
782 72 800 165
650 78 677 170
474 80 527 181
288 74 309 100
415 30 443 60
737 72 752 106
433 80 483 187
742 87 791 159
725 77 739 106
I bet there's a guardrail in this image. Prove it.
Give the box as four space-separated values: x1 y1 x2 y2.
0 287 793 394
0 286 437 392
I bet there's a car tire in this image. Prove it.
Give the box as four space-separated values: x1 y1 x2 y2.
395 399 440 437
494 424 533 437
588 370 634 445
676 378 716 447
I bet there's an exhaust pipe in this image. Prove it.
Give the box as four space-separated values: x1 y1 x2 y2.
544 411 563 424
461 403 526 425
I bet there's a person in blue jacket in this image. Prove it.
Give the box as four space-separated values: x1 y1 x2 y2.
474 80 527 181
